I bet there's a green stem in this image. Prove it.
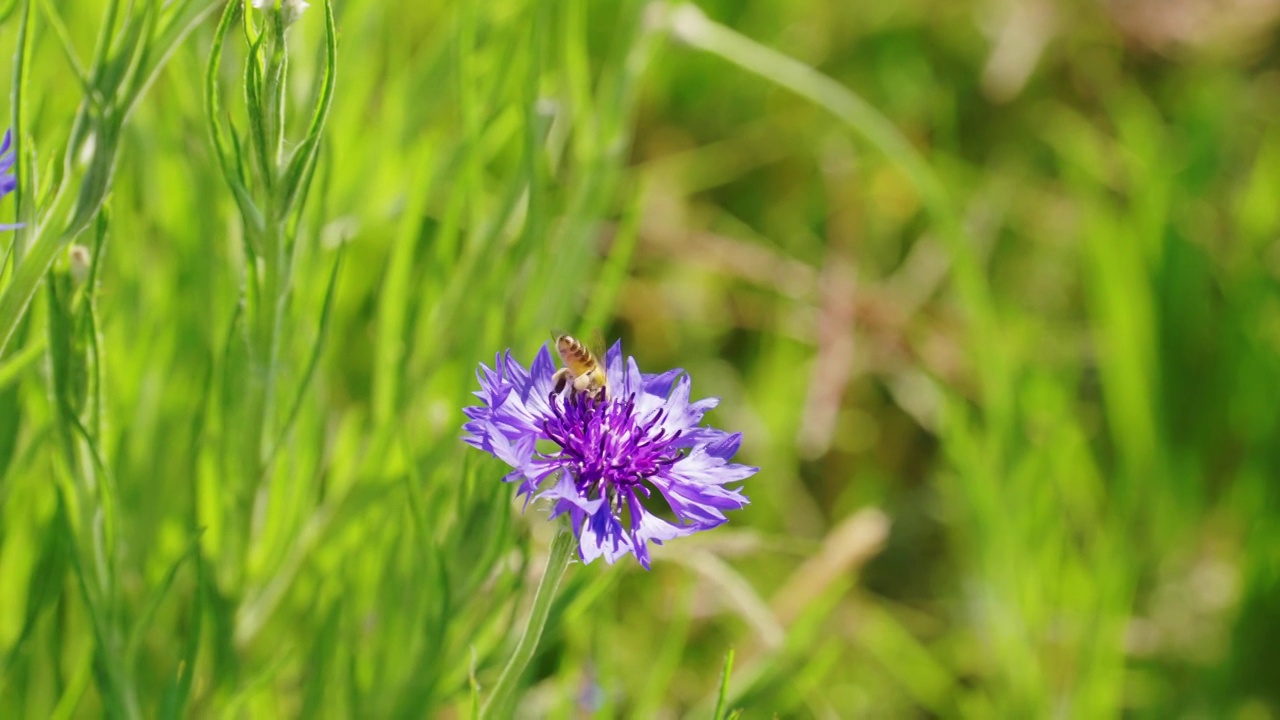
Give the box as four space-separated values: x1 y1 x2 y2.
480 526 576 719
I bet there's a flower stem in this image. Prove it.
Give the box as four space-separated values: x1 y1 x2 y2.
480 526 576 719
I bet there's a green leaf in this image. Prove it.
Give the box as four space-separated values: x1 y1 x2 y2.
713 649 735 720
158 548 205 720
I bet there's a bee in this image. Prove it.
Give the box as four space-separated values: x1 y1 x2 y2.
551 333 609 402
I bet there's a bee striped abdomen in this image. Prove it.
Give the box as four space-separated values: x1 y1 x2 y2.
558 336 596 374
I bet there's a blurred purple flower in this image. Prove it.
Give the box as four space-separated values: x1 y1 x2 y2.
0 129 23 230
463 341 755 569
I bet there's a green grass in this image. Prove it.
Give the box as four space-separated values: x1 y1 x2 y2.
2 0 1280 717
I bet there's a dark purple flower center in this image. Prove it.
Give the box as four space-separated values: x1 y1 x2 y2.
542 392 683 512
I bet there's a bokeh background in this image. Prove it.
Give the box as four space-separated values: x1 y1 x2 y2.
2 0 1280 716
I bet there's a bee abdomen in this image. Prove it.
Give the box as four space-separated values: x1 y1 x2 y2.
558 336 597 370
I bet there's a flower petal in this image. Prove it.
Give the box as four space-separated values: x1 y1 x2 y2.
605 340 624 391
535 469 604 515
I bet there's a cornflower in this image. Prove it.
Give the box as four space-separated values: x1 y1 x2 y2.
0 129 21 230
463 341 756 569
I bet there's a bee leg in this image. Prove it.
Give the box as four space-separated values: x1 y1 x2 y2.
578 380 606 406
552 368 570 395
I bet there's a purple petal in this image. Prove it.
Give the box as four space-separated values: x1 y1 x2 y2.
576 506 630 565
641 367 683 398
701 431 744 460
535 469 604 515
668 443 757 485
676 426 734 449
465 418 535 468
631 512 702 569
604 340 624 388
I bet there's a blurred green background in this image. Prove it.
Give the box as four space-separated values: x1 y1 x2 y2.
2 0 1280 716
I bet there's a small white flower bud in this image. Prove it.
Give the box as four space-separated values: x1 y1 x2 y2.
68 244 91 286
282 0 310 24
251 0 309 25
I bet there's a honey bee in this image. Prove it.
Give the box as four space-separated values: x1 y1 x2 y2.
551 333 609 402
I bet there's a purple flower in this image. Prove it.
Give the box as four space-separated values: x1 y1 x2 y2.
0 129 22 230
463 341 756 569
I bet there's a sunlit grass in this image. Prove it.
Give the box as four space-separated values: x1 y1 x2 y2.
2 0 1279 716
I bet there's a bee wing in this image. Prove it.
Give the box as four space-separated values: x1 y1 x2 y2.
587 329 608 380
547 328 571 361
582 329 604 354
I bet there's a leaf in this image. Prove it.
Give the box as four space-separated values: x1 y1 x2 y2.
713 649 735 720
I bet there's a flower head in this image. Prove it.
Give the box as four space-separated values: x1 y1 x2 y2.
251 0 309 25
0 129 22 231
463 341 755 569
